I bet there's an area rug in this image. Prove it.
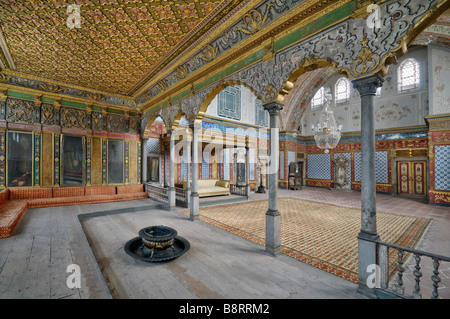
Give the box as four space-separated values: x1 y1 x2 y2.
182 197 431 283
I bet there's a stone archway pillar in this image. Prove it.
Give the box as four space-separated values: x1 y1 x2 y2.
189 123 201 221
168 129 176 208
141 137 148 184
185 133 191 205
263 101 283 257
353 74 384 298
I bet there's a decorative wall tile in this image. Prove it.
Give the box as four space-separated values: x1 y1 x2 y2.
250 148 255 180
202 151 209 178
102 139 107 184
435 145 450 190
147 138 161 154
137 140 142 184
54 134 60 186
280 151 284 179
86 137 92 185
124 140 129 184
223 148 230 180
307 153 331 180
354 151 388 183
33 132 41 186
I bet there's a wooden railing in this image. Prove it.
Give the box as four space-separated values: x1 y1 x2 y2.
175 187 188 208
145 184 169 205
230 184 248 197
375 240 450 299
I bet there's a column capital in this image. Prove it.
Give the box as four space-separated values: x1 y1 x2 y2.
352 74 384 97
189 122 201 131
263 101 283 115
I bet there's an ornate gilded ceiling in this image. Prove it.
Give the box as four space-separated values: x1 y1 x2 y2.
0 0 449 115
0 0 240 96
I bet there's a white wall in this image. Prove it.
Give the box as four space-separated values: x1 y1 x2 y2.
301 47 429 135
204 85 268 128
428 45 450 115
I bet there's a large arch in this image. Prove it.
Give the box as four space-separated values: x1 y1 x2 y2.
196 79 263 124
281 67 338 132
272 0 450 106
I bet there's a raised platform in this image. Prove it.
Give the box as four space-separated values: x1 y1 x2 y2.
0 185 147 238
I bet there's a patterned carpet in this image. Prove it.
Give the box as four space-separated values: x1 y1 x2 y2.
183 197 431 283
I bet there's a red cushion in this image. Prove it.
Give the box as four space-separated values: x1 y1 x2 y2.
52 187 85 198
0 200 28 238
116 184 144 194
9 188 53 200
85 186 116 196
0 189 10 205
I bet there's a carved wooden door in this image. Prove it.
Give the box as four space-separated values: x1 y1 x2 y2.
411 161 426 196
397 161 426 197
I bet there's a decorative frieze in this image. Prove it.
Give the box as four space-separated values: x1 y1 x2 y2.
41 103 55 125
91 111 103 131
107 113 127 133
6 98 36 124
60 107 88 130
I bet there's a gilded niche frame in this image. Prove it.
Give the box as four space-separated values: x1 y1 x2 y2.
60 134 86 187
107 137 126 185
6 130 34 188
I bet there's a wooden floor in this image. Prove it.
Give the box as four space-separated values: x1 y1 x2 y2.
0 188 448 299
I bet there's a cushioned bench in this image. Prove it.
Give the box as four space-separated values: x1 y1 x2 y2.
183 179 230 197
0 189 28 238
0 184 148 238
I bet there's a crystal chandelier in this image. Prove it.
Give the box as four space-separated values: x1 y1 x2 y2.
311 88 342 153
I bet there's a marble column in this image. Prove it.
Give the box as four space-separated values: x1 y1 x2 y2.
353 74 384 298
141 137 148 184
163 141 168 187
168 130 176 208
263 101 283 257
185 132 191 205
189 123 200 221
245 136 251 197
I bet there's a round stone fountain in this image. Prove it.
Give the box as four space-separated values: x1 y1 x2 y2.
124 225 190 262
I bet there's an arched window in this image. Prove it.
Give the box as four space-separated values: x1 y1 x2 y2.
398 58 420 92
311 86 325 110
335 77 350 104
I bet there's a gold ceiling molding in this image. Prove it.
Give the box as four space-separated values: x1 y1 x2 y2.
138 0 349 112
0 82 138 114
0 0 242 96
130 0 260 99
4 70 132 100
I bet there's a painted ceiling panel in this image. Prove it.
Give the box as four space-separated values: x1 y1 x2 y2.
0 0 232 95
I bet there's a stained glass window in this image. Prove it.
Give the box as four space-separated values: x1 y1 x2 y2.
255 98 268 127
398 58 420 92
218 85 241 120
335 78 350 104
311 87 324 110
